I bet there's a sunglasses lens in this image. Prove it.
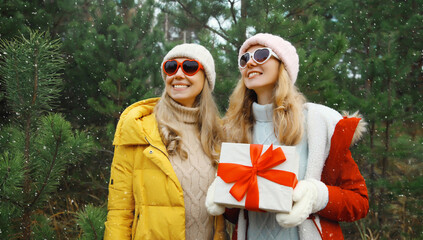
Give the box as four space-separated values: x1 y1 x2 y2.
164 60 178 75
254 48 271 63
239 53 250 67
182 60 199 75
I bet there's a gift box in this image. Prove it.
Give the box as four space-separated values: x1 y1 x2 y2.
214 142 298 213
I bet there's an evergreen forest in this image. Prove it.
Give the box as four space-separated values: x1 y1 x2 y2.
0 0 422 239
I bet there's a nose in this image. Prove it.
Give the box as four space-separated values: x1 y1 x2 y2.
246 55 256 67
173 66 185 78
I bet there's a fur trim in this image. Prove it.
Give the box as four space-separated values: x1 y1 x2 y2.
341 111 368 145
304 103 342 180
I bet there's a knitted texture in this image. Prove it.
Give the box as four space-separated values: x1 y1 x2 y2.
252 103 279 145
161 43 216 90
239 33 299 84
249 102 300 239
167 100 215 240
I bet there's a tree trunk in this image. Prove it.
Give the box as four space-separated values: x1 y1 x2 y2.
240 0 248 42
368 121 377 224
165 13 169 41
22 117 32 240
382 121 390 177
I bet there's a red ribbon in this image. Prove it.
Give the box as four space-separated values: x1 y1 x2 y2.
217 144 298 211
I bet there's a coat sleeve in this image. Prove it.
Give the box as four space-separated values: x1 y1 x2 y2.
317 117 369 222
104 145 136 240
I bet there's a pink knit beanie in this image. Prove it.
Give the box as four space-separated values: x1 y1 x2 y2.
239 33 299 84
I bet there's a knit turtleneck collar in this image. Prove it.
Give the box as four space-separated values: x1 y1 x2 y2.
169 98 199 124
252 102 273 122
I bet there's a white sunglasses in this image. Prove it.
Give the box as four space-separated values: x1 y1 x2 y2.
238 47 280 68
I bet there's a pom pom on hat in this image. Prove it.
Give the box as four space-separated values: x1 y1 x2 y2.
161 43 216 90
239 33 299 84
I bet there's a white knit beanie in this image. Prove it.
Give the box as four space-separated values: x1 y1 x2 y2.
239 33 300 84
161 43 216 90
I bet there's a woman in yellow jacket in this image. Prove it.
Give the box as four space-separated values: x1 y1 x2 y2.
104 43 225 240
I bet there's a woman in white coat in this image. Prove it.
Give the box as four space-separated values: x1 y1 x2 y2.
206 33 369 240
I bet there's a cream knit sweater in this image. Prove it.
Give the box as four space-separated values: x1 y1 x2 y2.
168 99 215 240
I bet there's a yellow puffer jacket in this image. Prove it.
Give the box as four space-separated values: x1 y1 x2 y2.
104 98 226 240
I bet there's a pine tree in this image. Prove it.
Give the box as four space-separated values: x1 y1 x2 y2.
61 0 165 143
0 0 77 39
75 205 107 240
0 0 79 124
0 30 93 239
326 0 423 238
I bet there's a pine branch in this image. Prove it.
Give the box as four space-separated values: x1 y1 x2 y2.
76 205 107 240
228 0 237 24
12 55 25 106
88 217 99 240
0 195 23 208
285 2 317 18
23 116 32 194
28 120 62 209
0 151 25 207
0 162 11 190
212 16 231 39
171 0 237 46
95 148 114 156
32 47 39 105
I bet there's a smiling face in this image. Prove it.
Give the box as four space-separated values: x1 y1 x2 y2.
240 45 280 104
165 57 206 107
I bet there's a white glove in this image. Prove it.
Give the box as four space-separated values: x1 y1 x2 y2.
205 178 225 216
276 179 328 228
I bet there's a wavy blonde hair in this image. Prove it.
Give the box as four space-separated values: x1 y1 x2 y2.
154 82 222 165
223 63 306 145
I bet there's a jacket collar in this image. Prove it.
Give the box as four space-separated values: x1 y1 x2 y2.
113 97 160 146
112 97 182 188
141 114 169 158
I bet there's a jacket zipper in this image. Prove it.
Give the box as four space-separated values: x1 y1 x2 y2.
144 137 169 159
145 137 184 200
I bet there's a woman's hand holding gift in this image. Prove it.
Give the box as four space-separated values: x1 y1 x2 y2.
276 179 328 228
206 178 226 216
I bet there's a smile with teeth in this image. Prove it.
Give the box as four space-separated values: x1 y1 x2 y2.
173 84 190 89
248 72 261 78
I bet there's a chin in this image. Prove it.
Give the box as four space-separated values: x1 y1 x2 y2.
245 84 261 91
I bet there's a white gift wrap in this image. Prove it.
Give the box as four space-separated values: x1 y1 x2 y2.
214 142 299 213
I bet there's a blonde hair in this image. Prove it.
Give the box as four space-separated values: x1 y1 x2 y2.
154 81 222 165
223 63 306 145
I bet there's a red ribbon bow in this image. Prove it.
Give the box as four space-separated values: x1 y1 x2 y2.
217 144 298 211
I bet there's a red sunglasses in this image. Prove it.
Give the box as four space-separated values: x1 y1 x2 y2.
163 59 204 76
